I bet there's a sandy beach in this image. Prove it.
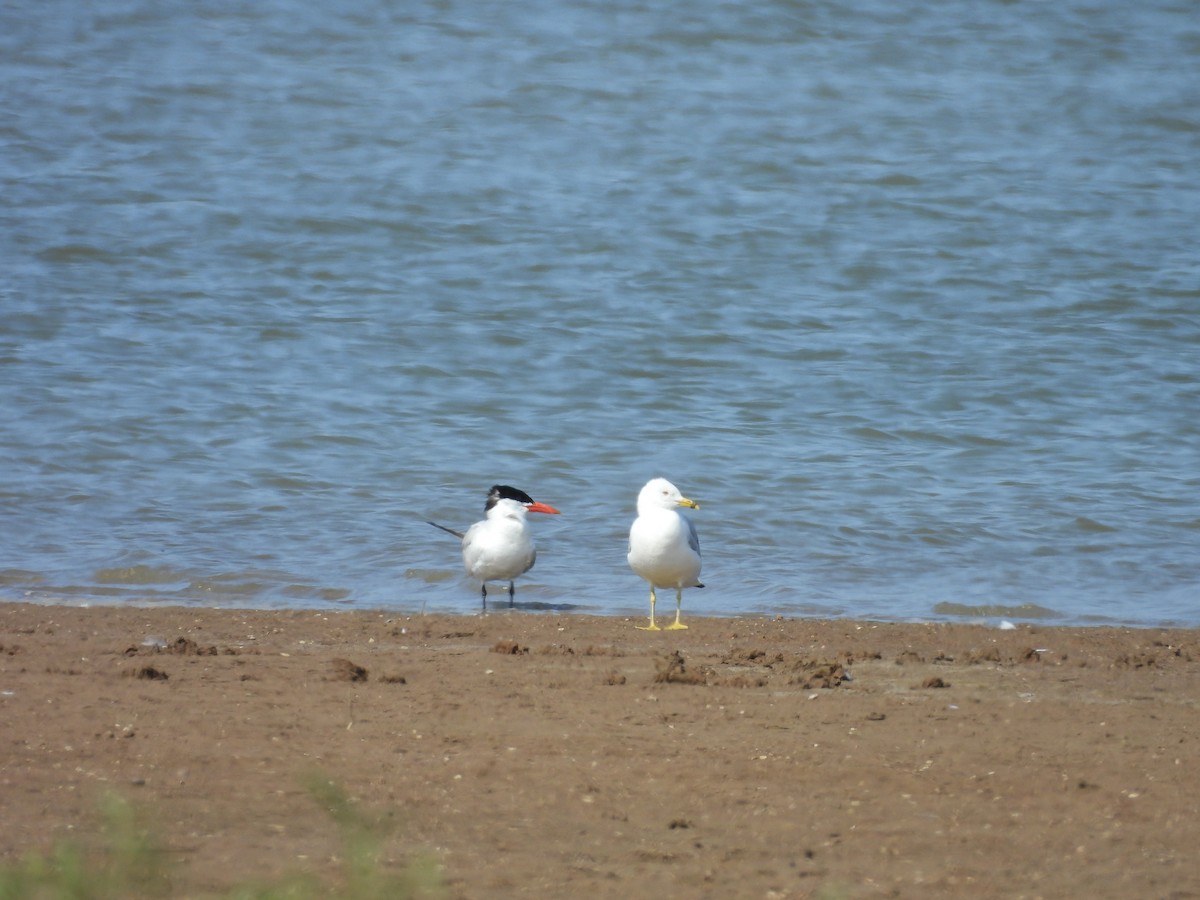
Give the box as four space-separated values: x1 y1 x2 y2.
1 601 1197 898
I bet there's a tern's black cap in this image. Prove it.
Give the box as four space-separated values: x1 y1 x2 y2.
485 484 535 511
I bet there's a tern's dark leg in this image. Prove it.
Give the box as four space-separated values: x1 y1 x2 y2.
508 581 515 608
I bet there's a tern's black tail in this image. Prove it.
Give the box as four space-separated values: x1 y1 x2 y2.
426 520 465 539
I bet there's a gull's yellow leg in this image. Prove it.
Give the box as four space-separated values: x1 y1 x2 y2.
665 588 688 630
636 586 661 631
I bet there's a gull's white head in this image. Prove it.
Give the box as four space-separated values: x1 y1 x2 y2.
637 478 699 513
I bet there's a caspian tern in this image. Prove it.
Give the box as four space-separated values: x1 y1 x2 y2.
427 485 560 610
627 478 703 631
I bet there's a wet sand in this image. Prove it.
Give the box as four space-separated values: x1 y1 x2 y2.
1 601 1197 898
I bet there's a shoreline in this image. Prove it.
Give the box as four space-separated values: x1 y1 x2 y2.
4 593 1191 632
2 601 1197 897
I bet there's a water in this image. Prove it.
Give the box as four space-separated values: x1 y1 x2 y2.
3 0 1198 627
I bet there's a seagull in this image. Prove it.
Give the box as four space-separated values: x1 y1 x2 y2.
427 485 560 610
627 478 703 631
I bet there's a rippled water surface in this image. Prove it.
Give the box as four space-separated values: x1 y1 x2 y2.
3 1 1199 625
